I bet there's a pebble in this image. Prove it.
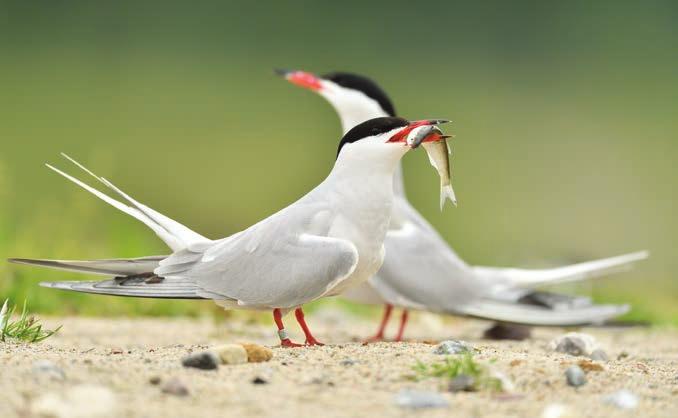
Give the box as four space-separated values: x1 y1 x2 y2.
483 323 532 341
589 349 609 362
603 389 638 409
213 344 248 365
491 371 515 392
31 384 117 418
32 360 66 381
541 403 571 418
394 389 448 409
433 340 472 355
161 378 189 397
240 343 273 363
181 351 220 370
448 374 475 392
578 359 604 372
251 376 268 385
340 358 357 366
302 374 325 385
565 366 587 387
148 376 161 385
550 333 599 357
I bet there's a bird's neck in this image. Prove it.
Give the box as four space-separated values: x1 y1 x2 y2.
330 105 407 198
322 146 407 262
330 144 407 182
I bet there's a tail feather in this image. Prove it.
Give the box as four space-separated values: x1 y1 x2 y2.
455 299 629 326
40 277 204 299
8 256 166 276
473 250 649 288
60 153 208 247
46 154 209 251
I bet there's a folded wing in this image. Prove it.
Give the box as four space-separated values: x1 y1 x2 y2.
158 203 360 309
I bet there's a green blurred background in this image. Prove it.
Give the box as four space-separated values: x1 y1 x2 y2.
1 1 676 323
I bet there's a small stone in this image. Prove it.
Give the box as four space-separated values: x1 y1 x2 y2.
433 340 472 355
110 348 123 355
161 378 189 396
213 344 248 365
491 371 514 392
240 343 273 363
181 351 220 370
33 360 66 381
448 374 475 392
603 389 638 409
550 333 599 357
483 323 532 341
578 359 604 372
617 351 629 360
565 366 587 387
302 374 325 385
340 358 357 366
541 403 570 418
31 384 117 418
589 349 609 362
148 376 161 385
251 376 268 385
394 389 448 409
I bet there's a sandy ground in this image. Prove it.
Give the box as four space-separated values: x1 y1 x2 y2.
1 311 677 418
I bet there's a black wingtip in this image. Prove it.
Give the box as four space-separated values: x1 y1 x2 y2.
274 68 293 77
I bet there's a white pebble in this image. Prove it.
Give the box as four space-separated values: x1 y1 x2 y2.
213 344 248 365
604 389 638 409
550 332 599 356
394 389 448 409
433 340 472 355
31 385 117 418
542 403 569 418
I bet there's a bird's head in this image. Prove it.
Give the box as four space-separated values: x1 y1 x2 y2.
335 117 449 165
276 69 394 134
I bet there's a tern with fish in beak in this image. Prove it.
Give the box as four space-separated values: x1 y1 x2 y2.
9 117 450 347
278 69 649 341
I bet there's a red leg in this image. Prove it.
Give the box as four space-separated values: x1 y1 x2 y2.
273 308 302 348
366 304 393 342
294 308 324 346
394 309 409 342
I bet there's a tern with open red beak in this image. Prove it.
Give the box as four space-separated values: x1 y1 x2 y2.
278 69 649 341
9 117 450 347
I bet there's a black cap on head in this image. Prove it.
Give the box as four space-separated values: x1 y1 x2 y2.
337 117 408 156
322 72 396 117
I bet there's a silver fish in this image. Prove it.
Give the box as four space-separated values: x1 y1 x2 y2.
422 137 456 209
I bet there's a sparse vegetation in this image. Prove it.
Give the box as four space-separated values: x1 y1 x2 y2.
0 299 61 343
412 353 503 392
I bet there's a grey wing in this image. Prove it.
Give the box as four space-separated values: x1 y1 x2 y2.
373 221 485 312
159 205 359 309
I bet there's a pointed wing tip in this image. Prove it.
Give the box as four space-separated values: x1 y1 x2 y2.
7 257 31 265
636 250 650 259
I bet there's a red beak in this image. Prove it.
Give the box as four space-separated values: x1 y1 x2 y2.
387 119 450 145
275 69 322 91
